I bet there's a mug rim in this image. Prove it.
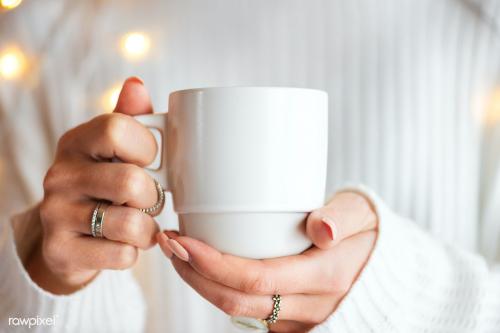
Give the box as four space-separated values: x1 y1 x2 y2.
170 86 328 97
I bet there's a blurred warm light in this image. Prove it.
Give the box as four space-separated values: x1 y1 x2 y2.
1 0 22 10
485 88 500 126
101 83 122 113
120 32 151 60
0 47 27 80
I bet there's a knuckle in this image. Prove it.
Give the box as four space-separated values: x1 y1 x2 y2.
118 166 146 200
39 196 60 228
101 114 128 146
115 245 138 269
119 210 143 241
240 271 272 295
55 128 76 153
43 162 75 194
42 235 72 272
39 199 52 223
218 295 245 316
43 165 62 192
143 237 156 250
140 227 157 250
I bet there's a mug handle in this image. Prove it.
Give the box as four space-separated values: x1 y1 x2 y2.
133 113 169 191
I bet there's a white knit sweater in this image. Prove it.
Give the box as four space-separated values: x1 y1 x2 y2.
1 0 500 332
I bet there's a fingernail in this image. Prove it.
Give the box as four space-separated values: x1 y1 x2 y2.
167 239 190 262
321 216 338 242
158 233 173 259
126 76 144 85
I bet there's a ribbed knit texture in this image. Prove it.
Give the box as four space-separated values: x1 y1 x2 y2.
312 185 500 332
0 217 145 333
1 0 500 332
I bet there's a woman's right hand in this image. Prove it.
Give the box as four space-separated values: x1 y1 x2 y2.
28 78 160 294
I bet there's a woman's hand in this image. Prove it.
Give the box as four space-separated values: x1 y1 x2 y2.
28 78 160 294
158 191 378 333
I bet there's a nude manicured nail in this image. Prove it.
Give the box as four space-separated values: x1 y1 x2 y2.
127 76 144 85
321 216 338 242
167 239 190 262
158 233 173 259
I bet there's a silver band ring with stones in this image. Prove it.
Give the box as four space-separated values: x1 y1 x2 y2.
230 294 282 332
91 201 109 238
139 179 165 216
265 294 281 324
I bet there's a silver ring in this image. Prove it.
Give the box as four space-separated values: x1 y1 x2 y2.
140 179 165 216
91 202 109 238
230 294 281 332
265 294 281 324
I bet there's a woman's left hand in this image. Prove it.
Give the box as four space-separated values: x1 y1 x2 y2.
158 191 378 333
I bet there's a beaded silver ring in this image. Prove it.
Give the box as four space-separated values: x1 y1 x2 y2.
139 179 165 216
265 294 281 324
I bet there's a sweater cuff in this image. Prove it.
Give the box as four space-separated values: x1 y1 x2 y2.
0 211 146 332
310 184 420 332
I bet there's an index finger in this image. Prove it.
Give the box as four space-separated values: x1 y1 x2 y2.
59 113 157 167
163 231 336 295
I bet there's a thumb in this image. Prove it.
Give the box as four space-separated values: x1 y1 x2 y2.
113 77 153 115
306 191 378 249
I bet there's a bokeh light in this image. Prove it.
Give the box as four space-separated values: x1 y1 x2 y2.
101 83 122 113
0 0 22 10
120 32 151 60
0 47 27 80
485 88 500 126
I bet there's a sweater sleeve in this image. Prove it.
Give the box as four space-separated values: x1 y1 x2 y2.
311 53 500 330
0 207 146 333
309 184 500 333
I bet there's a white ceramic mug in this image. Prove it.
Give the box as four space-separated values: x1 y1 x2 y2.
135 87 328 259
